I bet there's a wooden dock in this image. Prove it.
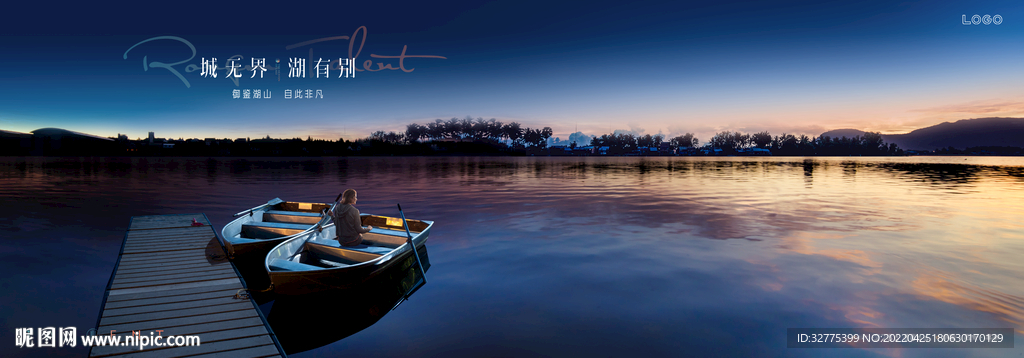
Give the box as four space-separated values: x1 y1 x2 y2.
89 214 286 358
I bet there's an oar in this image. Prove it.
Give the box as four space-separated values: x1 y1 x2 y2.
285 194 343 263
393 203 427 309
397 203 426 282
233 198 284 217
315 193 345 232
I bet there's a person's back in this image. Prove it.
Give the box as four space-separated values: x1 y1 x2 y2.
330 189 372 246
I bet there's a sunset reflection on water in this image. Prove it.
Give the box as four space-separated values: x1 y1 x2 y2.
1 156 1021 357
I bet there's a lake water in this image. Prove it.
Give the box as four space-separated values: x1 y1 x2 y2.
2 156 1023 357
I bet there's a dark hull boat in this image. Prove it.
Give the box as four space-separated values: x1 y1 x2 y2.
265 213 432 296
266 248 431 354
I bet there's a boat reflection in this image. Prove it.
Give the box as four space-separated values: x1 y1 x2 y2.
262 245 431 355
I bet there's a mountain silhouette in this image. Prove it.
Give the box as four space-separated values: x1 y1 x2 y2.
822 117 1024 150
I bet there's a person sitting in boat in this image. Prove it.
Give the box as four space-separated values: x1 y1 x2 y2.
330 189 373 246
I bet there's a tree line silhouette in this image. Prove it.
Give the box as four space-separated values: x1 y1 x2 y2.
703 131 902 156
1 117 910 156
371 116 553 148
365 117 904 156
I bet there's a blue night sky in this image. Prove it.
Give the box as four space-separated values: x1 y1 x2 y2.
1 0 1022 143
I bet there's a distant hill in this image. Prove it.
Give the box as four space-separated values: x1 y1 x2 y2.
0 129 32 138
821 117 1024 150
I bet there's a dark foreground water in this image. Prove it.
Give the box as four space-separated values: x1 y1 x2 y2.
2 156 1023 357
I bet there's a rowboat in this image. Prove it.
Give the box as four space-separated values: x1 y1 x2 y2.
220 198 331 268
265 210 432 296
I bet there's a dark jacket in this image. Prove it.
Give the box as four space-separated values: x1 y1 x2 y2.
331 203 371 246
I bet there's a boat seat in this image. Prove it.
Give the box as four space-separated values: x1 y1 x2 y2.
309 239 393 255
359 231 415 248
265 210 320 217
319 259 351 268
269 259 320 272
263 210 323 225
368 227 415 237
226 237 262 244
241 221 311 239
244 222 311 230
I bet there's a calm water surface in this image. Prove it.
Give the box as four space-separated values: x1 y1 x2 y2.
2 156 1023 357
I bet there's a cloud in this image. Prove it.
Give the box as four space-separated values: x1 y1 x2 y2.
549 131 594 146
609 123 647 137
600 123 647 137
731 123 830 137
858 98 1024 134
911 99 1024 115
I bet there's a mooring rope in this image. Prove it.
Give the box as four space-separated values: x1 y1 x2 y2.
233 284 274 299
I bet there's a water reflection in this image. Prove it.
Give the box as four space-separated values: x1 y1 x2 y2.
1 156 1022 358
264 250 429 354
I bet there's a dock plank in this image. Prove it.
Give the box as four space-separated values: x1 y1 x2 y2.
113 268 236 284
121 247 210 256
114 266 233 281
107 279 242 297
98 298 259 333
129 214 210 230
104 287 242 308
102 296 247 317
120 248 212 258
106 317 266 338
124 235 218 244
124 235 219 246
91 214 284 357
127 227 215 236
116 254 221 264
121 244 217 254
131 224 212 232
116 255 214 266
123 238 219 249
104 284 241 302
111 272 240 289
114 261 216 273
114 261 217 274
116 256 213 265
99 301 253 326
125 234 217 243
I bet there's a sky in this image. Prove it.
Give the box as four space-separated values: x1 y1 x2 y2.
1 0 1022 144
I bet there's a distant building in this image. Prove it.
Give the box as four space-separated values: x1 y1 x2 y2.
747 148 771 156
549 145 572 155
573 146 594 155
702 148 724 155
676 146 696 156
29 128 117 155
148 132 154 144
